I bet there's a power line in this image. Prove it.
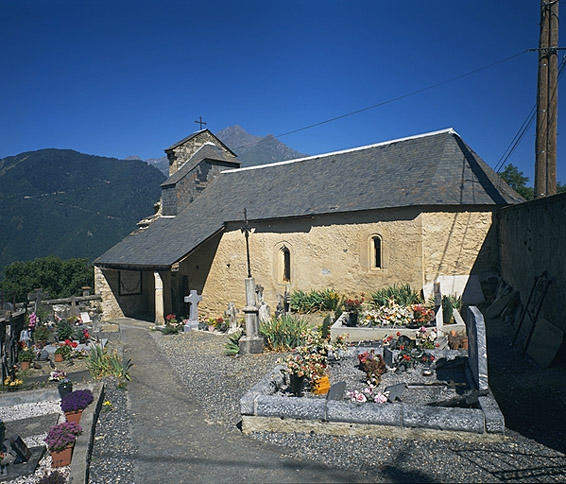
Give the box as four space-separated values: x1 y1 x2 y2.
495 54 566 175
275 49 530 138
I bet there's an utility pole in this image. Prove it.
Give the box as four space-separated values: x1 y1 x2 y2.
535 0 559 198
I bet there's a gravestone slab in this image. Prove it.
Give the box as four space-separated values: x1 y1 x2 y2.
4 414 60 439
385 383 407 402
467 306 489 392
80 311 91 323
326 381 346 401
0 446 44 482
526 318 563 368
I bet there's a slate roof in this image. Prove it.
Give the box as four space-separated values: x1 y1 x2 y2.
95 128 523 269
161 143 240 188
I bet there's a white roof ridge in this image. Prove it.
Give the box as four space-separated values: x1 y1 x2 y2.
221 128 457 174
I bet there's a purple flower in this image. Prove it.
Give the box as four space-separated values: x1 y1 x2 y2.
60 390 94 413
44 422 82 451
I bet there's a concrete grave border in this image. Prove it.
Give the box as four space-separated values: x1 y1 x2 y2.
241 306 504 438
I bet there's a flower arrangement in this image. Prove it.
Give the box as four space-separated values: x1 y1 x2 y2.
411 304 435 325
44 421 82 451
162 314 182 334
28 312 38 330
3 376 23 388
61 389 94 413
415 326 437 349
49 370 67 381
64 339 78 349
347 380 388 404
357 350 387 383
344 297 364 313
360 303 413 327
55 345 73 360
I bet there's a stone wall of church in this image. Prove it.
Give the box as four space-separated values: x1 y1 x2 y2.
166 131 235 176
185 208 424 318
421 208 498 285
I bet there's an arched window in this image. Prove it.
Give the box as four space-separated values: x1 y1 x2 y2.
281 246 291 282
372 236 382 269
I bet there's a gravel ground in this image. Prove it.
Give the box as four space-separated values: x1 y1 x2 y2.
89 378 136 484
152 329 566 483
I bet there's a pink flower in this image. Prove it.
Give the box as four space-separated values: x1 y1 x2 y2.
355 393 367 403
374 393 387 404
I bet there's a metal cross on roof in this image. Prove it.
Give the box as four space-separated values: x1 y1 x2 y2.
240 208 252 278
194 116 207 130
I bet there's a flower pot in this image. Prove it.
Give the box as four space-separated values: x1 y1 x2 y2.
289 374 305 397
54 353 64 362
65 410 83 424
313 375 330 395
20 361 31 370
50 445 73 468
347 312 358 327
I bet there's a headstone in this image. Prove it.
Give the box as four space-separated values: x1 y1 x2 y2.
485 290 518 319
255 284 264 306
183 290 202 332
239 277 264 354
467 306 489 392
9 436 31 464
326 381 346 401
258 302 271 324
385 383 407 402
434 282 443 333
526 318 563 368
38 350 49 361
69 295 80 319
80 311 91 323
225 302 239 333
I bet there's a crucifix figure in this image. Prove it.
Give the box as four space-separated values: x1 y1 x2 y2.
194 116 207 130
241 208 252 278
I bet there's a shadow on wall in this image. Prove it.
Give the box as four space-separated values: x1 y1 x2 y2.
104 269 155 322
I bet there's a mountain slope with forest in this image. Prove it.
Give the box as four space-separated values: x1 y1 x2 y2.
0 149 165 273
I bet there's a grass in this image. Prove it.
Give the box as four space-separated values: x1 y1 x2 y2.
371 284 423 308
289 289 342 313
87 344 132 386
260 314 309 351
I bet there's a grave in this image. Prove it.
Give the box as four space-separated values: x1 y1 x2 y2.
241 305 505 437
183 290 202 332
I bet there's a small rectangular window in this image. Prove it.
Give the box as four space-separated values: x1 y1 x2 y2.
373 237 382 269
283 248 291 282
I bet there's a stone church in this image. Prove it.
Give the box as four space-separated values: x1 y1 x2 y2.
94 128 522 323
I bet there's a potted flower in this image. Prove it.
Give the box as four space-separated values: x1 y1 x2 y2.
344 297 364 326
18 348 35 370
60 389 93 423
54 344 73 362
3 376 23 391
33 326 51 347
44 421 82 467
280 353 310 397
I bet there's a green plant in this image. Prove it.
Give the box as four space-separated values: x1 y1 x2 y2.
260 315 309 351
56 320 74 341
320 314 333 339
442 295 462 324
86 345 132 385
371 284 423 308
55 345 73 360
33 325 51 343
224 330 243 356
289 289 342 313
18 348 35 362
162 324 181 335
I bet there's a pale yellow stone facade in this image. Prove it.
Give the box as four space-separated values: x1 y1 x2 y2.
95 207 498 321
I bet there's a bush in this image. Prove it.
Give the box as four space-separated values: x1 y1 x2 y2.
371 284 422 308
0 256 93 302
87 344 132 385
56 320 74 341
33 325 51 343
289 289 342 313
18 348 35 362
260 315 309 351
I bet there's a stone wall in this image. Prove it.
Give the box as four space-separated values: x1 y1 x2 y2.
95 267 155 321
421 209 498 285
166 131 235 176
182 208 423 317
498 193 566 330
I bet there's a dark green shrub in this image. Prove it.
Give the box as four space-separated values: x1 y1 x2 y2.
56 320 74 341
371 284 422 308
289 289 342 313
33 326 51 343
260 315 309 351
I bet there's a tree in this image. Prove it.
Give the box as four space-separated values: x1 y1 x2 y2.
0 256 93 303
500 164 534 200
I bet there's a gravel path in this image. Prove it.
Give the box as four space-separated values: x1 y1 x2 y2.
89 379 136 484
152 328 566 483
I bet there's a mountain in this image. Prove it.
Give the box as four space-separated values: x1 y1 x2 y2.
217 125 307 166
0 149 165 273
146 156 169 175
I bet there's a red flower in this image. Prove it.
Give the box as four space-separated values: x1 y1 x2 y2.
396 332 401 337
400 345 405 350
403 354 411 360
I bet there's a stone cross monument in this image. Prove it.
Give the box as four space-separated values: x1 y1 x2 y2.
184 289 202 332
238 209 264 354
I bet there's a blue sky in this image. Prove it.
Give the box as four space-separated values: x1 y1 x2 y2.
1 0 564 183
